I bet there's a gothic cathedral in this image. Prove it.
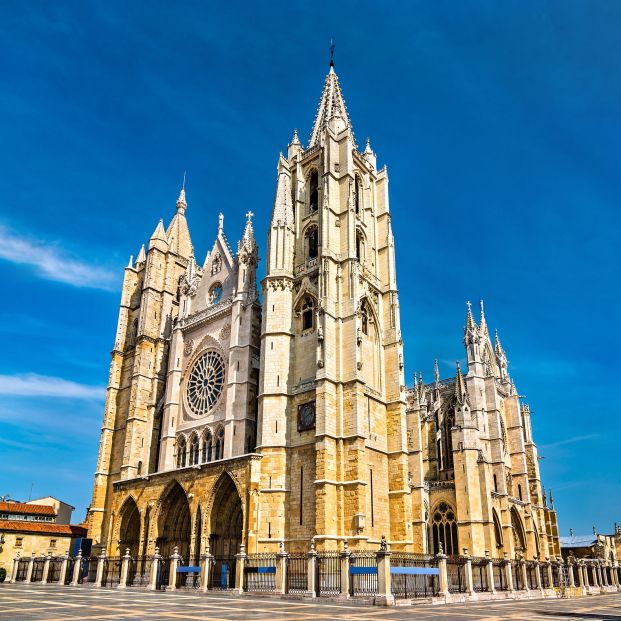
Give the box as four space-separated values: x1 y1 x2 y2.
86 62 560 566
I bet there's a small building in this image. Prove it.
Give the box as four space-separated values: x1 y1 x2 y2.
0 500 87 573
559 529 618 567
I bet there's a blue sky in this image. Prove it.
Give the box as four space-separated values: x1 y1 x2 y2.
0 1 619 534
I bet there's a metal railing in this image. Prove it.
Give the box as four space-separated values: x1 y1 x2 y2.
286 554 308 594
552 564 560 588
31 557 45 582
15 558 29 582
209 557 235 590
391 553 439 599
127 557 153 587
493 560 507 591
526 561 538 590
316 551 341 596
244 553 276 592
48 558 63 583
101 557 121 587
349 551 378 597
471 557 489 592
512 561 524 590
447 556 467 593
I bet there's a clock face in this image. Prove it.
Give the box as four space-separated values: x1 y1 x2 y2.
298 401 316 432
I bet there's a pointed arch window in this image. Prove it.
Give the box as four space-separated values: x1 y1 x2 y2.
493 509 503 551
511 508 527 555
189 435 199 465
431 502 458 555
356 230 364 262
443 411 455 470
214 427 224 460
306 226 318 260
201 430 212 463
309 170 319 213
300 296 315 332
361 302 369 336
176 437 187 469
354 175 362 215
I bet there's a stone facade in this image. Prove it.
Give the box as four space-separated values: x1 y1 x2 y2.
86 63 560 567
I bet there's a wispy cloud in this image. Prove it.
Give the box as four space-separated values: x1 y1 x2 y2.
539 434 599 450
0 224 117 290
0 373 106 400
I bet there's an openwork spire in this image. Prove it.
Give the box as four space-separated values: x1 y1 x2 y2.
434 359 440 385
479 299 488 336
455 361 469 405
465 301 477 335
308 65 353 147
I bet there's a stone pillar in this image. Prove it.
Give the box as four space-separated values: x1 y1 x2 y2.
546 559 553 590
234 543 247 594
463 549 474 597
535 560 543 593
58 554 69 586
169 547 181 592
70 550 83 587
275 543 288 595
375 546 394 606
339 542 351 599
42 553 52 584
94 550 106 587
580 562 588 590
307 540 317 598
437 552 449 597
9 554 20 583
25 553 35 584
521 560 529 592
592 563 599 588
118 548 131 589
504 555 514 593
568 561 575 588
149 548 161 591
485 551 496 595
201 546 214 593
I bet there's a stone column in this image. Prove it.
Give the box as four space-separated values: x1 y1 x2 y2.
70 550 83 587
462 549 474 597
42 553 52 584
9 554 20 583
437 552 449 597
580 562 587 591
592 563 599 588
94 550 105 587
200 546 214 593
307 540 317 598
375 545 394 606
567 561 575 588
504 555 514 593
485 551 496 595
546 559 553 591
118 548 131 589
59 554 70 586
521 560 529 592
169 547 181 592
234 543 247 594
535 560 543 593
275 543 288 595
149 548 161 591
339 543 351 599
25 553 35 584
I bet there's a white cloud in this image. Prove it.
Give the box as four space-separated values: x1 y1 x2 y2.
0 224 117 290
539 434 599 450
0 373 106 400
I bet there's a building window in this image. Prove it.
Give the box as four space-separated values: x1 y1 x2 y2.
214 428 224 460
300 296 315 331
209 282 223 305
518 483 523 501
176 437 187 468
309 170 319 212
443 412 455 470
297 401 316 432
356 230 364 261
202 430 212 463
431 502 458 555
354 175 362 215
15 537 23 547
186 350 226 416
50 539 57 548
361 302 369 336
306 225 318 260
493 510 503 550
189 434 199 465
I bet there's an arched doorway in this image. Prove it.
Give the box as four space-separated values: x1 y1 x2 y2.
157 482 191 560
118 497 140 558
209 473 243 559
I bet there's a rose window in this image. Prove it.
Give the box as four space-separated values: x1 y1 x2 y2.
186 351 225 415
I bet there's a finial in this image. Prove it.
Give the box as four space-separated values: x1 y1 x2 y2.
593 525 597 535
182 170 186 190
246 210 254 223
570 528 574 537
329 39 335 68
434 359 440 384
218 212 224 233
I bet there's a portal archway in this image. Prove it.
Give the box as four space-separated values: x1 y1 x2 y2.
209 473 243 560
118 497 140 558
157 481 192 560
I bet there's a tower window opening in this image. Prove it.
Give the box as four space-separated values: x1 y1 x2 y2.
309 170 319 212
176 437 187 468
189 434 199 465
518 483 523 500
306 226 318 260
356 230 364 262
494 473 498 492
361 302 369 335
215 427 224 460
355 175 362 215
443 412 455 470
301 296 315 331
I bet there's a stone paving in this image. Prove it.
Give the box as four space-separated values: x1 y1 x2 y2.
1 584 621 620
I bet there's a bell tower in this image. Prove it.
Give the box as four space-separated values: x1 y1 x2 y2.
256 62 420 551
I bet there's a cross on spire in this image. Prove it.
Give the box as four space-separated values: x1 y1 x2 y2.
329 39 335 67
246 211 254 223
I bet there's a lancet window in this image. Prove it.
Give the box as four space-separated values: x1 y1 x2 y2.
306 225 318 260
431 502 459 555
309 170 319 213
300 296 315 332
176 436 187 469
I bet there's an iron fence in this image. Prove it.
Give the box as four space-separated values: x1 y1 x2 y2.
101 557 121 587
157 557 170 589
316 551 341 596
84 557 97 584
31 557 45 582
209 557 235 590
349 551 378 597
244 553 276 592
15 558 29 582
48 557 63 583
447 556 467 593
572 564 580 586
541 564 551 588
526 562 538 590
176 557 201 589
552 563 560 588
127 557 153 587
493 559 507 591
286 554 308 594
471 557 489 592
391 552 439 599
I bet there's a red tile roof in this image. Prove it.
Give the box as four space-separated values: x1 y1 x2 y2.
0 520 87 537
0 502 56 516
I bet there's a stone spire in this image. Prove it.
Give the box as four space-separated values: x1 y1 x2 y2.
464 301 477 336
434 359 440 385
455 361 469 405
417 371 427 406
271 155 294 229
135 244 146 266
238 211 258 258
150 218 167 243
166 184 193 259
308 63 353 147
479 299 488 337
287 128 303 159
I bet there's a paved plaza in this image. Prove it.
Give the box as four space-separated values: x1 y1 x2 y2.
1 585 621 621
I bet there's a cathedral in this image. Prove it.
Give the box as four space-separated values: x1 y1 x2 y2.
86 61 560 568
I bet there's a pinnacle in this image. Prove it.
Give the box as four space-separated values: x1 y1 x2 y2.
455 361 468 405
150 218 167 243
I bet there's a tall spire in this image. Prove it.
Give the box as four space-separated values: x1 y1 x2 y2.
271 155 294 228
479 299 488 336
166 183 193 259
434 359 440 385
308 63 353 147
465 301 477 335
